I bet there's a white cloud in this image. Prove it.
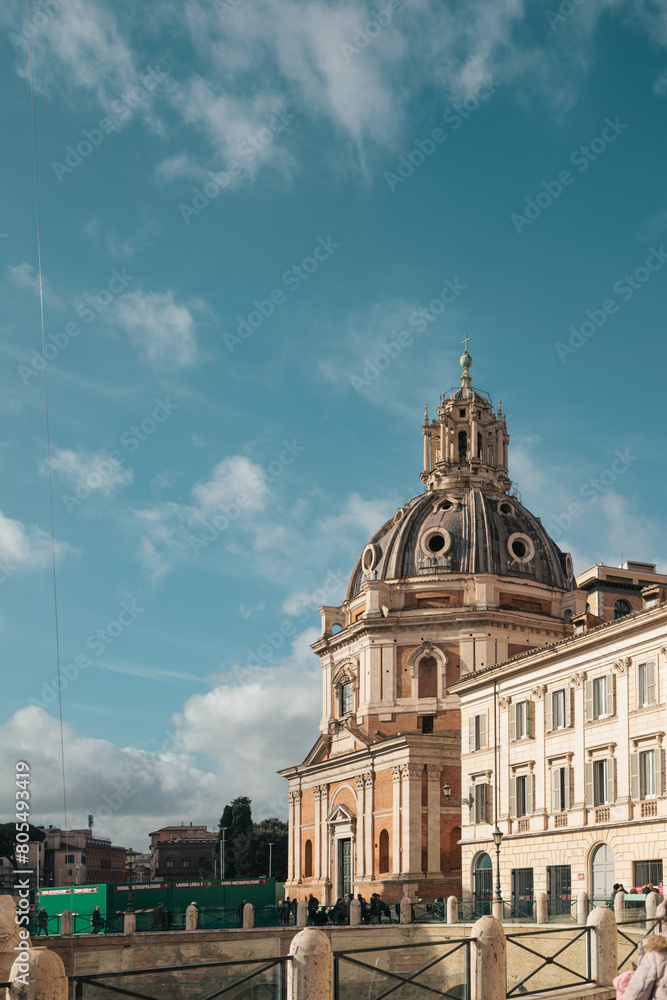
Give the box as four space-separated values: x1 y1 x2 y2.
6 262 62 309
0 509 71 576
138 536 170 585
110 289 201 370
190 455 270 520
49 447 134 496
319 491 396 540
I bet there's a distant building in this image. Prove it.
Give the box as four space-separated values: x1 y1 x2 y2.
40 827 126 887
149 824 217 880
577 561 667 621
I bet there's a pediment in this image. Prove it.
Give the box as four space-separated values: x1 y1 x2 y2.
326 802 356 825
301 735 332 766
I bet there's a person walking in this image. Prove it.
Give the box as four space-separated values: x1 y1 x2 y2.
621 933 667 999
236 899 247 928
369 893 382 924
608 883 620 909
163 906 173 930
36 908 49 937
307 893 319 925
151 902 163 930
91 906 104 934
290 897 297 924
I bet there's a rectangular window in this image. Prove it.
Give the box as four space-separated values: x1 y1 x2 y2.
637 662 656 708
635 860 663 892
552 766 570 813
65 854 74 863
630 749 662 800
468 712 487 751
510 774 534 818
468 783 488 824
586 758 615 806
509 700 531 741
511 868 534 919
419 715 434 734
585 674 614 721
341 682 353 716
547 865 572 917
553 690 565 728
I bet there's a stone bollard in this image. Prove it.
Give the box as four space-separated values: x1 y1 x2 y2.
349 899 361 926
492 899 503 922
536 891 547 924
470 915 506 1000
11 947 68 1000
185 904 198 931
399 898 412 924
296 901 308 928
646 892 659 921
287 928 332 1000
243 903 255 929
60 909 73 936
657 900 667 923
587 906 618 986
447 896 458 924
614 890 626 923
577 891 588 925
123 911 136 934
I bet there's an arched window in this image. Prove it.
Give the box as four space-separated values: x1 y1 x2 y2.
458 430 467 462
614 600 631 619
477 432 483 461
378 830 389 873
166 857 173 869
304 839 313 878
418 656 437 698
182 856 190 868
341 680 354 716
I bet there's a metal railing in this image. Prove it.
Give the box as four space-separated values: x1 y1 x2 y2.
618 917 664 972
505 926 592 997
69 955 292 999
333 937 471 1000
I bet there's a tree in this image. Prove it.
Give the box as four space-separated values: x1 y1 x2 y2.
216 799 287 881
0 823 45 869
252 817 288 882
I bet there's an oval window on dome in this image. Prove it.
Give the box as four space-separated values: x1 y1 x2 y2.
420 528 452 558
362 543 381 572
507 532 535 564
498 501 514 516
441 500 454 511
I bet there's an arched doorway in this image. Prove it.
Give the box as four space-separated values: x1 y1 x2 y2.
591 844 615 901
473 852 493 916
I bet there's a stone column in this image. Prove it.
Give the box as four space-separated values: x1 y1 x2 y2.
426 765 442 877
536 891 547 924
364 774 374 880
320 784 329 900
296 901 308 928
287 928 332 1000
577 891 588 925
392 767 401 875
314 786 322 880
646 892 659 921
287 792 295 882
243 903 254 929
355 775 366 880
185 904 198 930
60 909 73 935
401 765 423 876
349 899 361 926
400 898 412 924
614 890 626 923
294 791 302 883
470 915 506 1000
123 912 136 934
447 897 458 923
587 907 617 986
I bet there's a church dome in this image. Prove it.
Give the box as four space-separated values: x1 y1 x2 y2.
348 486 575 599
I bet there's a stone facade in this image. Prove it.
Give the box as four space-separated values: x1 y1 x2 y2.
456 596 667 907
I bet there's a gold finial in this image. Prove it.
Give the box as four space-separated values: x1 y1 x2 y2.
424 403 429 424
460 333 473 388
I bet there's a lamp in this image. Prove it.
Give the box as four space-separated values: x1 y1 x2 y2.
443 782 474 808
492 827 503 908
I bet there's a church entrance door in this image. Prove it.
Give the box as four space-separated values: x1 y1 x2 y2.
339 839 352 898
591 844 614 902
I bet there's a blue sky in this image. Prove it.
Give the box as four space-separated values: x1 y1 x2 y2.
1 0 666 850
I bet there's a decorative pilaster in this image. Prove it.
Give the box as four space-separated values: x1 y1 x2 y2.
426 764 442 876
293 790 302 882
364 773 374 879
287 791 295 881
391 767 401 874
313 786 322 880
355 775 366 879
401 764 423 875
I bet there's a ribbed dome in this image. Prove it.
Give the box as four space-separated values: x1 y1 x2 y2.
348 487 575 599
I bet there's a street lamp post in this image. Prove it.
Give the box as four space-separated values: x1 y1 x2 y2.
268 843 274 879
126 850 135 913
492 827 503 921
220 828 227 880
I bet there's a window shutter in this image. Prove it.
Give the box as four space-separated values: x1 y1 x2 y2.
468 786 475 824
636 664 643 709
585 762 594 807
509 703 516 742
469 717 475 753
545 692 553 732
630 753 640 801
606 674 614 717
552 767 561 812
647 662 657 706
509 777 517 818
606 758 616 804
526 774 534 815
478 784 488 823
565 688 572 728
654 748 662 797
585 679 594 722
563 767 571 810
479 712 487 749
527 701 533 739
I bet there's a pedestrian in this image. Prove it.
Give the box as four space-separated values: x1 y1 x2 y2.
91 906 104 934
279 898 291 925
36 908 49 937
163 906 173 930
307 893 319 924
152 902 163 930
357 893 368 923
346 892 353 923
236 899 247 928
369 893 382 924
619 932 667 999
290 897 297 924
608 883 620 909
643 882 656 896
